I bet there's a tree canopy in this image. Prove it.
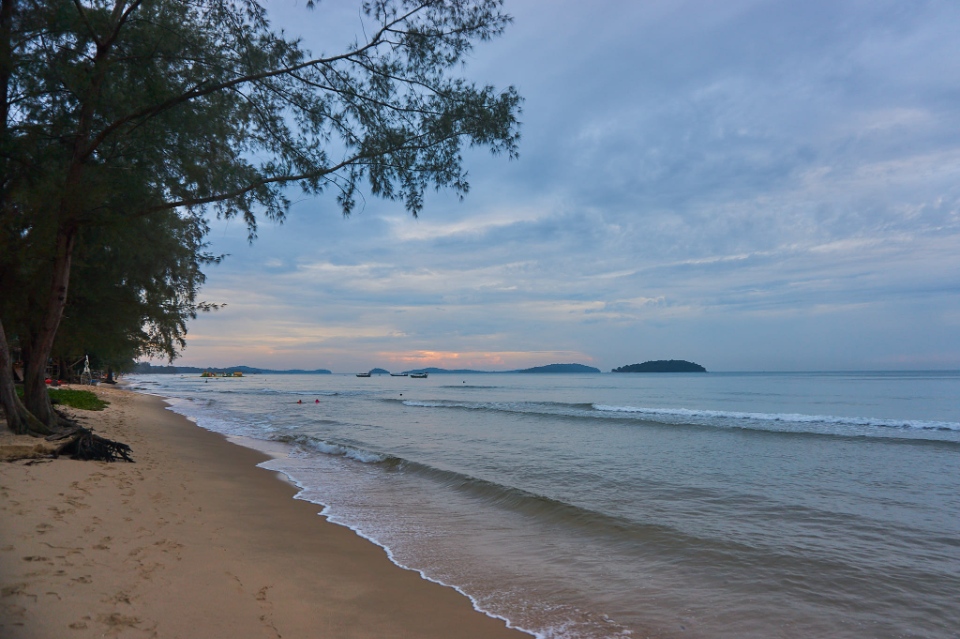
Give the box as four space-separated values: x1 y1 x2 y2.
0 0 522 433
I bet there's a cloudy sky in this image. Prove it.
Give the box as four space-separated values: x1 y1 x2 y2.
171 0 960 373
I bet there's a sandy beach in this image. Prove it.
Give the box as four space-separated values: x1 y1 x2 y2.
0 385 529 638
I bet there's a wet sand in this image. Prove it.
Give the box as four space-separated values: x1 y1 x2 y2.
0 385 529 638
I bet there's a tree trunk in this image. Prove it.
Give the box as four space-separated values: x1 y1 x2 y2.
0 1 44 435
22 227 76 428
0 319 49 435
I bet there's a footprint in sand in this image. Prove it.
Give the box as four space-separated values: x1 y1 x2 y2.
97 612 146 631
64 496 89 510
48 505 74 520
69 481 91 495
92 536 112 551
254 586 281 638
153 539 183 554
1 583 37 601
136 562 163 579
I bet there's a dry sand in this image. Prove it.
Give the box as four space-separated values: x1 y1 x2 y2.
0 385 530 638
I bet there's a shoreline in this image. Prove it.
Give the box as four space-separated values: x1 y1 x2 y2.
0 384 531 638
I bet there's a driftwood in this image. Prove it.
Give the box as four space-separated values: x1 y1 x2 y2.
45 425 134 463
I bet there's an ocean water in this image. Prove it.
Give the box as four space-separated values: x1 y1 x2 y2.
128 371 960 639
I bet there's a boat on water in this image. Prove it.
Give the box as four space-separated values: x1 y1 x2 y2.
356 372 372 377
390 373 408 377
410 372 428 379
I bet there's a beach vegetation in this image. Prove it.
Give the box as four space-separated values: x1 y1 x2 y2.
48 389 109 411
0 0 521 434
15 386 109 411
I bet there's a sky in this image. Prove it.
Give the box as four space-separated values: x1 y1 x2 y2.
167 0 960 373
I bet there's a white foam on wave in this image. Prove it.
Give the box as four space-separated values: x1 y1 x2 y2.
403 400 449 408
298 439 387 464
592 404 960 431
160 396 280 441
402 399 535 412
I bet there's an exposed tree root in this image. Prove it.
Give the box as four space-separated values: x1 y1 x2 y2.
44 415 134 463
45 427 134 462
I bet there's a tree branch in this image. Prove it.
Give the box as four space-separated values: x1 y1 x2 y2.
77 2 431 163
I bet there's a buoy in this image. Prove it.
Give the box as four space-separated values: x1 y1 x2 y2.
315 399 319 404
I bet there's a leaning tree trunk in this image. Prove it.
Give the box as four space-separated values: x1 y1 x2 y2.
22 227 77 429
18 0 111 427
0 318 50 435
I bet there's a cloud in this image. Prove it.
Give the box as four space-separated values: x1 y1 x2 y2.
167 0 960 371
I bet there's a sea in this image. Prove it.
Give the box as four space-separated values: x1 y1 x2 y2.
128 371 960 639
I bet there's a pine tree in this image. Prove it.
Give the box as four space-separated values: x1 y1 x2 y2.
0 0 521 432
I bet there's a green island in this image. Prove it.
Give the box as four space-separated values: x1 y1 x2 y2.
612 360 707 373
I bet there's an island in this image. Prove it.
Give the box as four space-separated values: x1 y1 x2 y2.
612 360 707 373
369 368 390 375
515 363 600 374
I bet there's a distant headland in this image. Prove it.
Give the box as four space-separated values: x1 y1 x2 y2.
514 363 600 374
133 362 605 375
400 363 601 375
612 360 707 373
132 363 332 375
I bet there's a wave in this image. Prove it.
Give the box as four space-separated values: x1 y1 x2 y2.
400 399 593 412
592 404 960 432
283 434 651 538
440 384 501 389
203 388 370 398
398 398 960 441
278 435 909 573
290 436 394 464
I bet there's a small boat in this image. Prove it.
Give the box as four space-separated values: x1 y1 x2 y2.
390 373 408 377
356 372 372 377
410 372 428 379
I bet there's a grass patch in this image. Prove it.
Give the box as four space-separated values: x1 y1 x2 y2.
50 389 109 411
14 386 109 411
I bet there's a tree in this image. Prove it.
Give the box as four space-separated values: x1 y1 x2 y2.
48 207 219 378
0 0 521 432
